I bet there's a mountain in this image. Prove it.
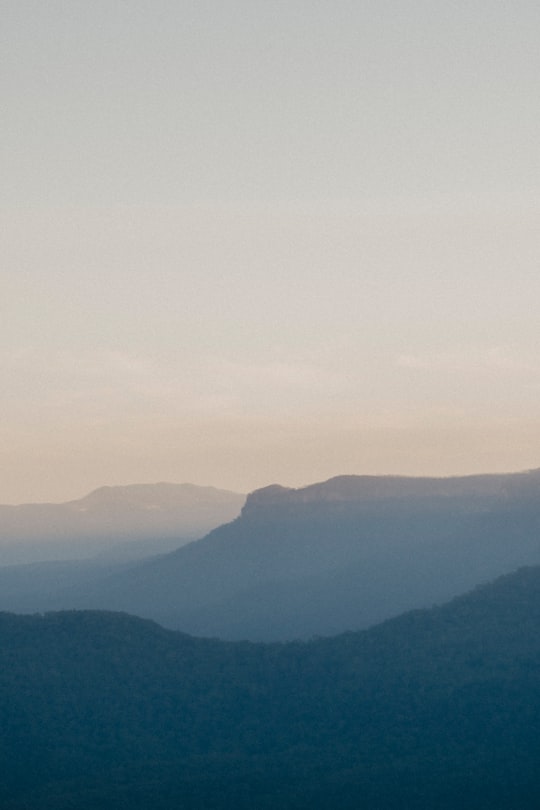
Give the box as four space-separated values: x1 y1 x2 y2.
1 565 540 808
2 469 540 640
0 483 245 564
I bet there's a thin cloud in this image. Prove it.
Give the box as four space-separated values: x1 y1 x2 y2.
396 348 539 376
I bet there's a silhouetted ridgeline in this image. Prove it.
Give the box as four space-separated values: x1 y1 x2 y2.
2 469 539 640
1 566 540 808
242 470 540 510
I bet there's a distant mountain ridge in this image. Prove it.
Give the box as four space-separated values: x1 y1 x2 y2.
0 483 245 564
244 469 540 510
2 468 540 639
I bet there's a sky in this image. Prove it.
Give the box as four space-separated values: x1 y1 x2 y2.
2 0 540 503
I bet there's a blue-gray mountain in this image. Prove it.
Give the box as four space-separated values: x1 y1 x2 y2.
1 469 540 639
0 483 245 564
1 565 540 808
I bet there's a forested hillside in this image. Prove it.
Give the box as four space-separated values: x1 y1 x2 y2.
1 566 540 808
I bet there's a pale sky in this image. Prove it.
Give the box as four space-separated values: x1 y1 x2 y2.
2 1 540 503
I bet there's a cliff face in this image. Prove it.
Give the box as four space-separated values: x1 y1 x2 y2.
241 469 540 515
2 469 540 642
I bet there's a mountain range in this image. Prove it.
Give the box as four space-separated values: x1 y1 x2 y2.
2 469 540 640
0 482 245 564
1 564 539 808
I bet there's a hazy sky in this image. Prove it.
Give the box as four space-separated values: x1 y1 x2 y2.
3 1 540 503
